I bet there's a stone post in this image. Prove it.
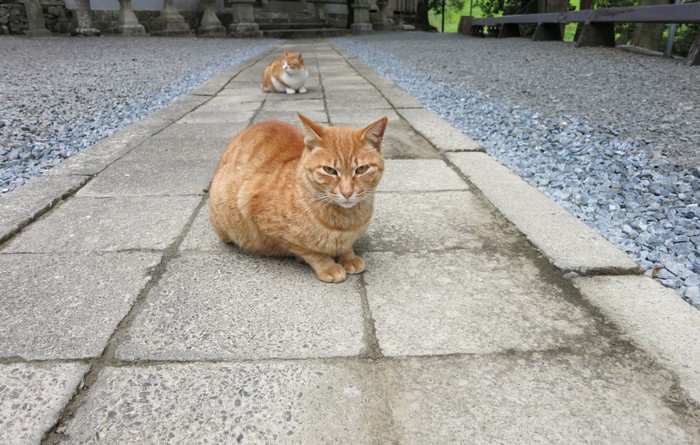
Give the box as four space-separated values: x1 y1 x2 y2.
198 0 226 36
115 0 145 35
312 0 326 20
23 0 52 36
370 0 388 30
150 0 192 36
228 0 261 37
299 0 307 13
350 0 371 33
74 0 100 36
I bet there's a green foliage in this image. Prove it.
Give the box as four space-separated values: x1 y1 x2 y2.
474 0 535 16
427 0 467 15
673 24 700 57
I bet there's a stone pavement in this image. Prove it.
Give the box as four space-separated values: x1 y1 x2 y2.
3 39 700 444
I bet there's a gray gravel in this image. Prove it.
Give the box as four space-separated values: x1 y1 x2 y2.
335 33 700 307
0 36 275 194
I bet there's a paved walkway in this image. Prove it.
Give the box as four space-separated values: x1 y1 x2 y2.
3 40 700 444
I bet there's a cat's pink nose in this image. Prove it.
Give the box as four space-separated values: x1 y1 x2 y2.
341 191 353 199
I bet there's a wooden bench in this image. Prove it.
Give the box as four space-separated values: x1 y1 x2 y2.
459 3 700 66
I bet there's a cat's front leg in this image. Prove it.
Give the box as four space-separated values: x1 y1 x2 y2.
298 252 346 283
338 250 365 274
285 88 296 95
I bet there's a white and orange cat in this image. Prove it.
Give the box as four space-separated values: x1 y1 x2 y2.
209 113 388 283
260 50 309 95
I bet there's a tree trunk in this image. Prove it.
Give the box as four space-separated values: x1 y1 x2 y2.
631 0 669 51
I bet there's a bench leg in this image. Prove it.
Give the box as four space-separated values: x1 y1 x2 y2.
533 23 561 41
498 23 520 38
575 22 615 47
686 31 700 66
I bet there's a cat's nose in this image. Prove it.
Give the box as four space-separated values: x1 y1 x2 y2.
341 191 353 199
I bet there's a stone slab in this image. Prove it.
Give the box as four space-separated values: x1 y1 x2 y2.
0 363 89 444
145 94 210 122
384 354 700 443
179 201 221 252
398 108 483 152
380 85 424 109
0 252 160 359
116 251 366 361
120 137 230 163
149 122 246 146
448 152 641 275
61 361 393 443
264 90 324 101
379 160 467 192
379 119 440 159
357 191 516 253
364 250 597 356
178 110 255 124
4 196 200 253
196 98 262 112
261 99 325 112
573 275 700 404
76 159 216 197
327 96 392 111
0 174 88 245
254 110 328 125
328 109 399 127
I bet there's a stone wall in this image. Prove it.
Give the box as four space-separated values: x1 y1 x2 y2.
0 0 72 34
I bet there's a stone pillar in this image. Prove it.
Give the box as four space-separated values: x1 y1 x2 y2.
115 0 145 35
73 0 100 36
150 0 192 36
299 0 308 13
312 0 326 20
23 0 52 36
198 0 226 36
350 0 371 33
370 0 388 30
228 0 261 37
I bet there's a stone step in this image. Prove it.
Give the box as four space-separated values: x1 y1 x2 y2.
262 27 348 38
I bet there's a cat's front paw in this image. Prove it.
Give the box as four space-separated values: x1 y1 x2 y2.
298 87 307 94
316 264 347 283
340 256 365 274
285 89 296 95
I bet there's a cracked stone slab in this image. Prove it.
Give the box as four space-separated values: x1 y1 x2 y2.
364 250 598 356
261 99 325 112
61 361 394 444
76 159 216 197
398 108 483 152
0 363 89 445
178 109 255 124
573 275 700 405
448 152 641 274
119 137 230 163
4 196 201 253
0 174 88 245
0 252 160 359
116 251 365 361
379 160 467 192
254 110 328 125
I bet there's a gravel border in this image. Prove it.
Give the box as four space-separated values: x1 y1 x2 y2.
334 32 700 307
0 36 276 195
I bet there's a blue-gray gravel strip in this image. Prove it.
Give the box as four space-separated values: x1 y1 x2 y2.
334 33 700 307
0 36 276 195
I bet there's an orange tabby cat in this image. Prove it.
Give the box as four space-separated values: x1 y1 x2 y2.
260 50 309 94
209 113 388 283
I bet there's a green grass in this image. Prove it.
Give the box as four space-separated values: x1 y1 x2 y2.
430 0 581 41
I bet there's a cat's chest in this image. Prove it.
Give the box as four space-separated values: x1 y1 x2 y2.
279 68 308 89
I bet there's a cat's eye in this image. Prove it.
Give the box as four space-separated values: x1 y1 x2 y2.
322 166 338 175
355 165 370 175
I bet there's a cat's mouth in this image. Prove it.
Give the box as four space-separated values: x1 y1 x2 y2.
336 199 357 209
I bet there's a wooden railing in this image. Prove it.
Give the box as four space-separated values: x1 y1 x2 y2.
459 3 700 66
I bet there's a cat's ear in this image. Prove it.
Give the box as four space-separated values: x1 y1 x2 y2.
361 116 388 151
297 113 324 150
284 49 290 57
297 52 303 62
